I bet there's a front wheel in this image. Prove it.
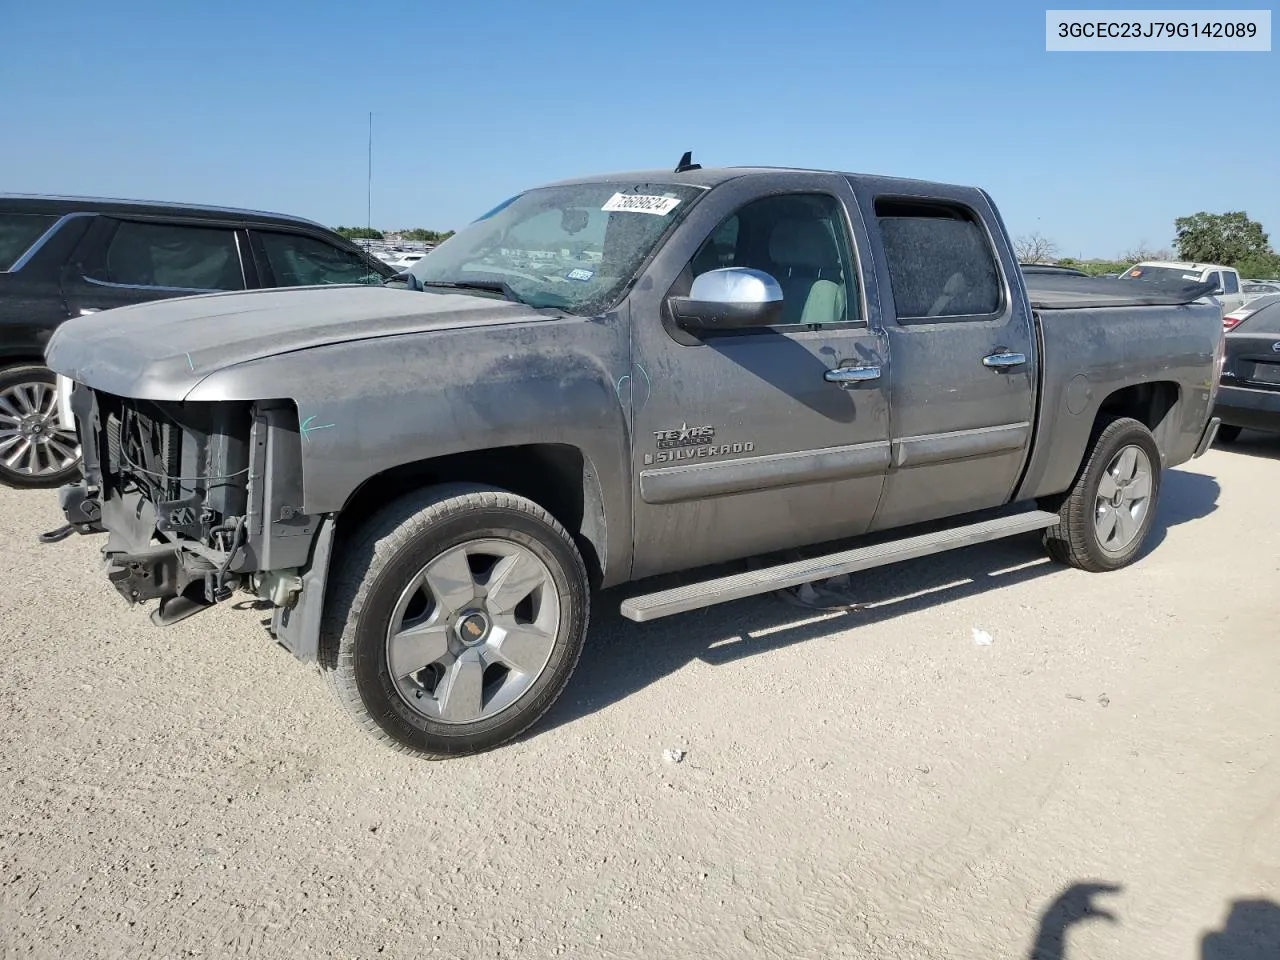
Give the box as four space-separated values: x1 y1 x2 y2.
1042 417 1162 572
0 364 82 489
319 483 590 758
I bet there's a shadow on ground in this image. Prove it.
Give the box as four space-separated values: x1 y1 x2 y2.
533 468 1220 736
1028 881 1280 959
1215 430 1280 461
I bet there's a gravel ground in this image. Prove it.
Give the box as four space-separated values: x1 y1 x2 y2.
2 437 1278 960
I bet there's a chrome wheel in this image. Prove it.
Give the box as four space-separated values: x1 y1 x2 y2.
385 537 561 725
1093 444 1153 555
0 379 79 478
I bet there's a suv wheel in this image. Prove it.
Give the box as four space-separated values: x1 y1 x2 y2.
1041 417 1162 572
319 483 590 758
0 364 82 489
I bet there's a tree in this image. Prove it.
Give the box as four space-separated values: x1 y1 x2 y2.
401 228 455 243
1173 211 1270 265
1235 251 1280 279
1013 232 1059 263
1119 243 1174 264
333 226 384 240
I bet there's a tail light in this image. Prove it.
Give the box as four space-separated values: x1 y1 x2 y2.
1223 314 1244 331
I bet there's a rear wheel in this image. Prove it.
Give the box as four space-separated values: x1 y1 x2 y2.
319 483 590 758
1042 417 1162 572
0 364 81 489
1215 424 1243 444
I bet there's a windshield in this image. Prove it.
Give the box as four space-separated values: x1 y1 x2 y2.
1118 264 1204 283
408 181 705 313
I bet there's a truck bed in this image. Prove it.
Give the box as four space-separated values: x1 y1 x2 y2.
1023 274 1218 311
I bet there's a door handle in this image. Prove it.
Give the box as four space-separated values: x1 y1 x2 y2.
824 364 881 385
982 352 1026 369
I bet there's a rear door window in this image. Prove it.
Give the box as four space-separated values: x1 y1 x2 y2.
94 220 245 290
256 231 388 286
874 199 1003 320
0 213 59 270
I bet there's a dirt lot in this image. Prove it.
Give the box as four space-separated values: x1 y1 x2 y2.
2 437 1277 960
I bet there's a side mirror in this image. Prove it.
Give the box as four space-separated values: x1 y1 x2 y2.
667 267 784 332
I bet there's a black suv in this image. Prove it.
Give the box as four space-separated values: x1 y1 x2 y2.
0 194 399 488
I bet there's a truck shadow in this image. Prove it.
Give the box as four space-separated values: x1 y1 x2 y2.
534 469 1219 735
1028 881 1279 959
1216 431 1280 460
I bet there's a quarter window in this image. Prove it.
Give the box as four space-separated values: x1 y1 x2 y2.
258 232 386 286
688 193 858 325
875 199 1003 320
0 213 58 271
98 220 244 290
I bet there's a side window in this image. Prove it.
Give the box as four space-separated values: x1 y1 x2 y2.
258 232 385 286
0 213 59 271
1206 271 1223 292
874 198 1003 321
94 220 244 291
688 193 858 325
1223 272 1240 294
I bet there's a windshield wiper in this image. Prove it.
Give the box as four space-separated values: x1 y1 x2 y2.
419 279 526 305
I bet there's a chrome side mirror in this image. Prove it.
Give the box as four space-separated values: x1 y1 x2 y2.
667 267 784 331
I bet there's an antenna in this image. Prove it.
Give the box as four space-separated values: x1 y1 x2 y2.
367 111 373 231
674 150 701 173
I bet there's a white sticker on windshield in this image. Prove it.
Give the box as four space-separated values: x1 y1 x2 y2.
1183 274 1201 281
566 268 594 282
601 192 681 216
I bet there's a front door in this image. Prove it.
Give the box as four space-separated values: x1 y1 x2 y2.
861 191 1038 532
625 173 892 581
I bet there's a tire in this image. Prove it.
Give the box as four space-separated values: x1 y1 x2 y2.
319 482 590 758
1041 417 1162 572
1215 424 1243 444
0 363 82 489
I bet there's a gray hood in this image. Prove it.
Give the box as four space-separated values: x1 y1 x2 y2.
45 284 548 400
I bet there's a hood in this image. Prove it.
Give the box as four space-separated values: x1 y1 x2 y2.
45 284 549 400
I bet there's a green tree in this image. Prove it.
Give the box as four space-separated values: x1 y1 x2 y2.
333 226 384 240
1173 212 1270 265
401 228 455 243
1235 252 1280 279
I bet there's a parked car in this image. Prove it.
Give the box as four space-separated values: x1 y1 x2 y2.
1118 260 1246 315
1213 296 1280 444
44 162 1224 759
1242 280 1280 302
0 194 399 488
1222 292 1280 331
1020 263 1088 276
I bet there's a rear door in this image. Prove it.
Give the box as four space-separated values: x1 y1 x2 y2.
857 188 1038 532
61 217 251 317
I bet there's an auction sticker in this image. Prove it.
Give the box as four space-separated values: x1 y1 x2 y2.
601 192 681 215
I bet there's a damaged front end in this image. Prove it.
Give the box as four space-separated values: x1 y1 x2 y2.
52 382 329 642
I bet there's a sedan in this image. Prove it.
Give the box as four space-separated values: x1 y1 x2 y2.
1213 295 1280 444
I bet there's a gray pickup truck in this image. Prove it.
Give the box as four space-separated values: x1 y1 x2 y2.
44 159 1225 759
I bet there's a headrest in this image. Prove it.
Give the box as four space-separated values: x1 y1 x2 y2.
768 219 841 271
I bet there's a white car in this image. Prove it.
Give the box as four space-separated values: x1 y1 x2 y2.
388 252 425 271
1119 260 1246 315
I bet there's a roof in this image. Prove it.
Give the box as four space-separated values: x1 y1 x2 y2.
0 192 328 230
1133 259 1237 272
539 165 978 194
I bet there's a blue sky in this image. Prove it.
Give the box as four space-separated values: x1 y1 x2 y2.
2 0 1276 258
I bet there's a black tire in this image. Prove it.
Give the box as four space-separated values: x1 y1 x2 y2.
0 363 82 490
1215 424 1243 444
319 482 590 758
1041 417 1162 573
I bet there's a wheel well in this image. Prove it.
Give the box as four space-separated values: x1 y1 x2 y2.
1094 381 1181 453
335 444 607 589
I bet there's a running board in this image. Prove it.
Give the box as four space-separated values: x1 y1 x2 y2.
619 508 1059 623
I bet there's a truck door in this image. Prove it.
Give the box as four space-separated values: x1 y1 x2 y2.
861 190 1038 532
625 173 891 581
